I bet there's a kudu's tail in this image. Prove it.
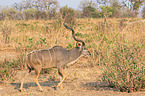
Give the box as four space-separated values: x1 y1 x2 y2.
26 55 32 73
63 23 85 46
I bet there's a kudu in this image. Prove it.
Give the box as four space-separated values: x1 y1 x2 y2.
20 23 91 91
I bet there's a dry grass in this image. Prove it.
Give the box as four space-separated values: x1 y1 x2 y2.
0 18 145 95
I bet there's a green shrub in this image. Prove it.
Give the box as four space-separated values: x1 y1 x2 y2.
24 8 38 20
0 7 18 20
60 6 76 26
102 43 145 92
82 5 101 18
99 6 114 17
0 59 21 80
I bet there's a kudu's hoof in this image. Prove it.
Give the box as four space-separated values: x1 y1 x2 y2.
19 89 24 92
19 89 22 92
54 86 57 90
40 89 43 92
54 85 64 90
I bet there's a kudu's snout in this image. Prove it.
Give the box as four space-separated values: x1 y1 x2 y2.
82 49 91 57
88 51 91 56
86 51 91 57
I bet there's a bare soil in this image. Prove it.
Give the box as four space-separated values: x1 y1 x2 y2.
0 66 145 96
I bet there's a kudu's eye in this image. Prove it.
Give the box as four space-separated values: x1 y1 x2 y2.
77 42 82 48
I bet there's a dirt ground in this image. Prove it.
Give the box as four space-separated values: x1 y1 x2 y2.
0 51 145 96
0 64 145 96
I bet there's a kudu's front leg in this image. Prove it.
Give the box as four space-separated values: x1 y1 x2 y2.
56 69 66 89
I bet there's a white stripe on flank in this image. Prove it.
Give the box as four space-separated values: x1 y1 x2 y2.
48 50 52 65
35 50 41 64
52 48 55 61
40 50 44 65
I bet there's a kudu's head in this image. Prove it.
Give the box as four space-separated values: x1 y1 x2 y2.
63 23 91 57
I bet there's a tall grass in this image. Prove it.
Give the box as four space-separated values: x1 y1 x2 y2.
0 18 144 92
0 20 13 46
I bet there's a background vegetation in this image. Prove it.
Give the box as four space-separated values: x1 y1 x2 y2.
0 0 145 20
0 0 145 93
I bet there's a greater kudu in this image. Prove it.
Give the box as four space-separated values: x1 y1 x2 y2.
20 23 91 91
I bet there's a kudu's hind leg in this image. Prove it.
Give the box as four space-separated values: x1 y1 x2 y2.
34 67 43 91
56 69 66 89
20 69 29 92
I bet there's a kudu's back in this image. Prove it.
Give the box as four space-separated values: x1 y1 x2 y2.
27 46 70 71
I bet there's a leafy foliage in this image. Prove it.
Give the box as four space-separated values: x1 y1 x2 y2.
60 6 76 25
102 43 145 92
24 8 38 20
111 1 122 17
142 6 145 18
99 5 114 17
0 7 18 20
0 0 143 20
123 0 144 11
0 59 21 80
82 6 101 18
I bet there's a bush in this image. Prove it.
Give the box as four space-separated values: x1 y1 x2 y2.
82 6 101 18
24 8 38 20
99 6 114 17
36 10 48 20
0 7 18 20
120 8 138 18
60 6 76 26
111 1 122 18
102 43 145 92
0 59 21 80
142 6 145 18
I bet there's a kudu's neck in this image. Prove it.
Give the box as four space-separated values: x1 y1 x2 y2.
68 47 82 62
